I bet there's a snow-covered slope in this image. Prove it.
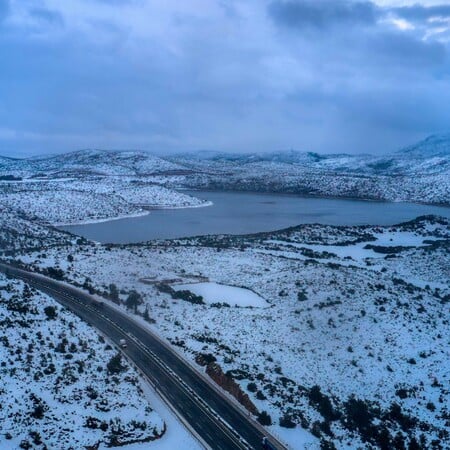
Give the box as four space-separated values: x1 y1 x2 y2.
11 215 449 450
1 134 449 213
1 149 189 178
173 133 450 175
398 134 450 158
0 206 76 251
0 274 165 448
170 134 450 205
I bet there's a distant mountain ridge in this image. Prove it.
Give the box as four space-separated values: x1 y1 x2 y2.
0 149 187 178
168 134 450 206
396 134 450 158
2 133 449 172
0 134 449 205
170 133 450 176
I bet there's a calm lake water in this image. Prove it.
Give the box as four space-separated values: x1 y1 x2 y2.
60 190 450 244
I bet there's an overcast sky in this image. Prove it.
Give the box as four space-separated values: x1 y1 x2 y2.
1 0 449 157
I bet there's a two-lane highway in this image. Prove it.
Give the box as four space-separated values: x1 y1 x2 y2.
0 262 287 450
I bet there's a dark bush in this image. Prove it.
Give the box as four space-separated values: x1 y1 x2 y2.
343 396 374 433
126 290 143 313
44 306 57 320
279 414 296 428
257 411 272 426
107 353 127 375
46 267 64 280
308 385 339 421
256 391 267 400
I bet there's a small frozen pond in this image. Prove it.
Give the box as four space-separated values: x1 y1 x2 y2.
173 282 269 308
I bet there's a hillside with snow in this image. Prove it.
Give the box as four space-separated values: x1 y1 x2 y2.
0 140 449 449
5 212 449 450
169 134 450 205
0 149 188 179
1 134 449 221
398 134 450 159
0 274 166 449
0 152 210 225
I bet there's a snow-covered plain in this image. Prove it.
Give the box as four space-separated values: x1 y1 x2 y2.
266 230 442 263
173 282 269 308
6 214 449 450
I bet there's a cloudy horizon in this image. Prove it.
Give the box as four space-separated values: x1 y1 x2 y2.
1 0 449 157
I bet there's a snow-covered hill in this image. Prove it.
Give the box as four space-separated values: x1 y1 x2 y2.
0 149 189 178
9 215 449 450
0 274 165 448
397 134 450 159
1 134 449 224
172 133 450 176
170 134 450 205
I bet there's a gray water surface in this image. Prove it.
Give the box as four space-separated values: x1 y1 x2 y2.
60 190 450 244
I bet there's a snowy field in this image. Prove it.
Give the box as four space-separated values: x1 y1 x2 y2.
0 273 201 450
265 230 442 263
6 214 449 450
173 282 269 307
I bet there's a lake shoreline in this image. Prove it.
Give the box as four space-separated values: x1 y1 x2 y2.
58 190 450 244
180 187 450 208
53 200 213 227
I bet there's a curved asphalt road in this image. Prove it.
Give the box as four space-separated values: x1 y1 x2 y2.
0 262 287 450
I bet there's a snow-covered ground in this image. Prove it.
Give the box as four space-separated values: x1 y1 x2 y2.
173 282 269 307
1 142 449 448
0 274 165 448
6 214 449 450
265 230 441 263
0 272 202 450
170 134 450 206
0 178 210 225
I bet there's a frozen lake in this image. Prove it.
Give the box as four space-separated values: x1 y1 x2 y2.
60 190 450 244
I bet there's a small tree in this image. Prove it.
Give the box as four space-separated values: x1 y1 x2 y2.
126 290 143 313
109 284 119 303
279 414 296 428
143 305 155 323
83 277 94 294
258 411 272 426
107 353 126 375
256 391 267 400
43 306 57 320
47 267 64 280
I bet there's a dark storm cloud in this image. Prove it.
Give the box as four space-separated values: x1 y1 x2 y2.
0 1 449 157
368 30 446 67
267 1 448 68
268 0 379 30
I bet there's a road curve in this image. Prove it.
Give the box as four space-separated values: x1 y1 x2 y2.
0 262 287 450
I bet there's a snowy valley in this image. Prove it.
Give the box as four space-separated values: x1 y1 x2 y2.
1 210 449 449
0 133 449 229
0 135 449 450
